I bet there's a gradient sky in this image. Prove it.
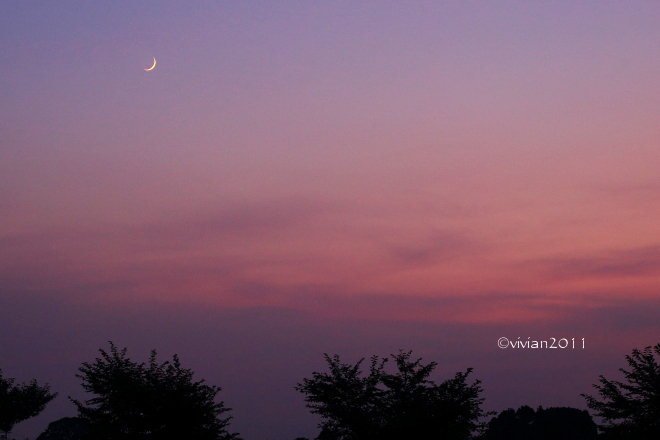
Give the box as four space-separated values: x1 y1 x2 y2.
2 1 660 439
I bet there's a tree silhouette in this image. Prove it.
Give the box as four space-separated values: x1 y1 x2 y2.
482 406 534 439
296 350 488 440
582 343 660 440
0 368 57 440
482 405 597 440
70 342 241 440
36 417 87 440
532 407 597 440
297 353 386 440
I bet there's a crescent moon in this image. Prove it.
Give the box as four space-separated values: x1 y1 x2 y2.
144 58 156 71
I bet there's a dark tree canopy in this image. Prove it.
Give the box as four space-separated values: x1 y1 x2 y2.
296 350 488 440
0 368 57 439
582 343 660 440
483 405 597 440
70 342 240 440
36 417 88 440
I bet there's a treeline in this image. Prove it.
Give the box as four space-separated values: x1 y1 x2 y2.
2 343 660 440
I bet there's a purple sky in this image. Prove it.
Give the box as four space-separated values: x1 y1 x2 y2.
2 2 660 439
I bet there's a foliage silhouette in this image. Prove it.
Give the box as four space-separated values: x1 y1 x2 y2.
36 417 87 440
482 405 597 440
482 406 534 439
582 343 660 440
296 350 488 440
0 368 57 440
70 342 240 440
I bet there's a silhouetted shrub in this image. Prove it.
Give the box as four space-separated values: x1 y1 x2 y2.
36 417 87 440
482 405 597 440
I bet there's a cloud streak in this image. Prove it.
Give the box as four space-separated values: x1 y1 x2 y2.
525 245 660 280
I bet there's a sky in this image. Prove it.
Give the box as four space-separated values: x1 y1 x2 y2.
1 1 660 438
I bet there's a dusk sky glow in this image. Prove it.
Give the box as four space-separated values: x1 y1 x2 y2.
2 2 660 439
